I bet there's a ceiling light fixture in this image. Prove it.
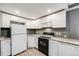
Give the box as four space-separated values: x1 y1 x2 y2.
47 9 51 12
15 10 20 14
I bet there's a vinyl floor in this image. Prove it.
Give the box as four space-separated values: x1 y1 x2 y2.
17 48 46 56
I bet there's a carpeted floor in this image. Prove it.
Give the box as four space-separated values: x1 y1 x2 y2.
17 48 46 56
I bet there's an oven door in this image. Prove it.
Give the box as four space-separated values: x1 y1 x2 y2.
38 38 49 56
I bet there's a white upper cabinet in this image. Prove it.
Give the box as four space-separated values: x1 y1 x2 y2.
40 10 66 28
0 12 27 28
0 13 11 28
41 17 47 28
46 15 52 27
26 19 41 29
41 16 52 28
0 10 66 28
10 16 19 22
26 20 35 29
19 18 26 27
52 10 66 28
19 18 26 23
10 15 26 27
26 20 32 29
33 19 41 29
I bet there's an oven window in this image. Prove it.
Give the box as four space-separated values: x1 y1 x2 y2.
40 41 47 46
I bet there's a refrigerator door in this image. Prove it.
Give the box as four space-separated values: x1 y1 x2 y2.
11 34 27 56
11 22 27 56
11 24 26 34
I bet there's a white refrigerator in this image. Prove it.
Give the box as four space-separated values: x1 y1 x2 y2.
11 22 27 56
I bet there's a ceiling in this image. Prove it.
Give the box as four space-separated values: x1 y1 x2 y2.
0 3 68 19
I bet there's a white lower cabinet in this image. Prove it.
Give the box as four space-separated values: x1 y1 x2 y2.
34 36 38 49
27 35 38 49
0 39 10 56
49 40 58 56
58 42 74 56
27 35 35 48
49 39 79 56
58 42 79 56
72 46 79 56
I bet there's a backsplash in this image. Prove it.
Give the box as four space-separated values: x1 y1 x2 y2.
27 29 36 34
35 28 69 37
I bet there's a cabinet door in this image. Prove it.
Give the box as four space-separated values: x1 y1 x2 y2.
49 40 58 56
58 42 75 56
52 10 66 28
46 15 52 27
40 16 52 28
10 16 19 22
19 18 26 28
33 19 41 29
41 17 47 28
26 19 41 29
72 45 79 56
26 20 35 29
1 39 10 56
26 20 31 29
19 18 25 23
28 35 35 48
31 21 37 29
2 13 11 28
34 36 38 49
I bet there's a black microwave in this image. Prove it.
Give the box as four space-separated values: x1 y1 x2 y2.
1 28 11 37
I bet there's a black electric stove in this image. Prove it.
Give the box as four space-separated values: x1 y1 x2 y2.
38 36 49 56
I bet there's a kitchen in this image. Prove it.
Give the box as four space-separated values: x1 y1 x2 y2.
0 3 79 56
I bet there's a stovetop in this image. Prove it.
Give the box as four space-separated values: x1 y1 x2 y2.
39 36 51 39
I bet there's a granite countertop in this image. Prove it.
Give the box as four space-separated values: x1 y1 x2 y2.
26 34 79 46
27 34 79 46
50 37 79 46
27 34 41 37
